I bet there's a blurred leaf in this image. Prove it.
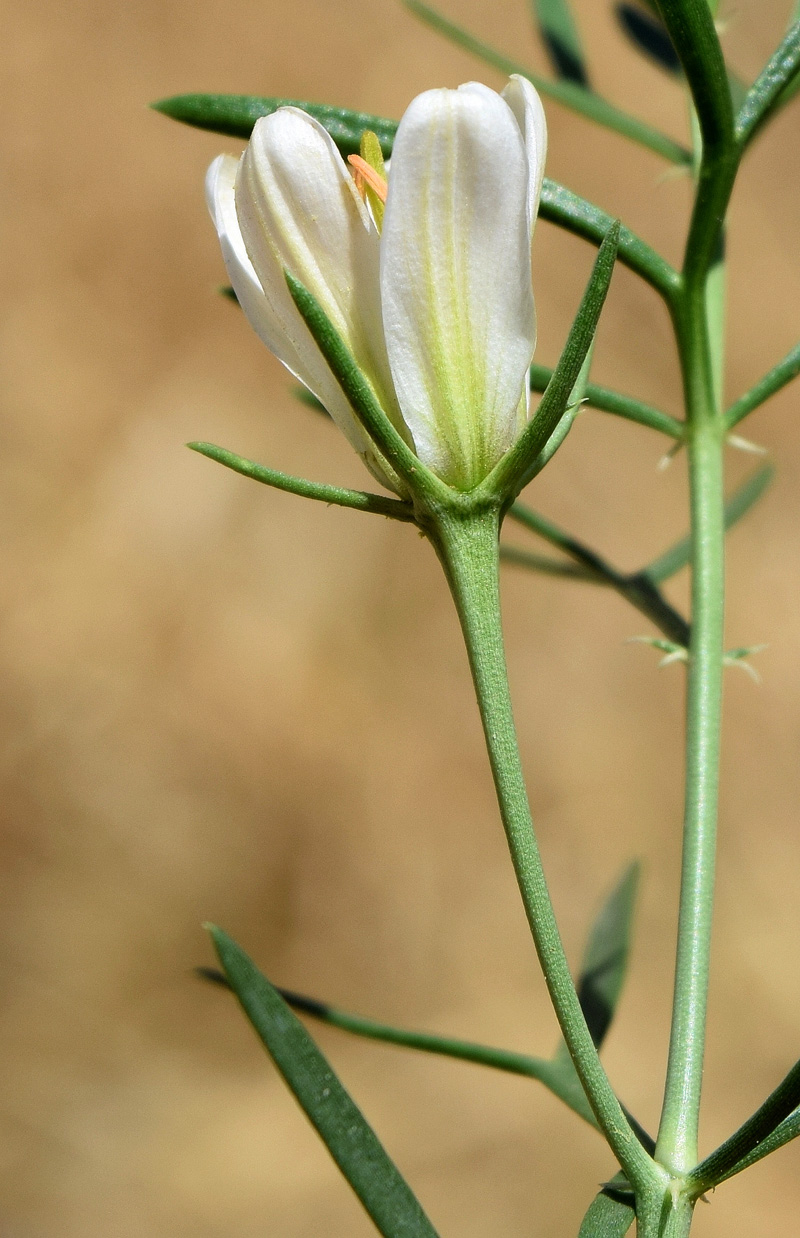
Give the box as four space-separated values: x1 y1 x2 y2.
553 863 640 1059
531 0 589 85
403 0 690 164
616 4 680 75
643 464 774 584
152 93 397 156
578 1187 635 1237
210 928 440 1238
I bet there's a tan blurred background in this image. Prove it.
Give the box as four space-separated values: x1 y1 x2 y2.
2 0 800 1233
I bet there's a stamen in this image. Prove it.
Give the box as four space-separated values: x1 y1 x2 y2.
347 154 388 204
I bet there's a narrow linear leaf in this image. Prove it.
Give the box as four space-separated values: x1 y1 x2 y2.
403 0 690 164
736 21 800 146
209 928 440 1238
152 93 398 155
726 341 800 429
578 1187 635 1237
709 1106 800 1183
531 0 589 85
490 224 620 497
500 546 600 579
188 442 415 522
643 464 774 584
688 1058 800 1193
616 4 681 75
196 966 598 1126
530 364 683 438
575 863 640 1051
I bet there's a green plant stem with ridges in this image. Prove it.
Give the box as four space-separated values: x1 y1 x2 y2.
428 503 665 1201
653 0 738 1181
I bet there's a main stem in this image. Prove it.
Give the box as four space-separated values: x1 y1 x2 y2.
656 290 727 1174
431 504 662 1197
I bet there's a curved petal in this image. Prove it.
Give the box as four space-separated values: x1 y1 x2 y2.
501 76 548 237
236 109 405 437
206 153 375 458
380 85 536 488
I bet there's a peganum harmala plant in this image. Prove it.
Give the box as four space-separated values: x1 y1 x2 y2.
153 1 800 1233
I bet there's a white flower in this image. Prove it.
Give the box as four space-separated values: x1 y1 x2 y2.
206 76 546 493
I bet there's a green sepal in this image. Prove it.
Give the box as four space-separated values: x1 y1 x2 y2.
283 270 447 507
642 464 773 585
151 93 397 156
187 442 415 522
736 20 800 147
208 927 440 1238
577 1185 635 1237
487 223 619 501
531 0 589 85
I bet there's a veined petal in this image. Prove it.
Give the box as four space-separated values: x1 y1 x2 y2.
501 76 547 238
206 153 373 460
380 85 536 489
235 109 406 440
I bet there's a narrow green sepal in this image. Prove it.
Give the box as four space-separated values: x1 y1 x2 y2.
151 93 397 155
486 222 620 501
531 0 589 85
208 927 440 1238
282 270 449 508
187 442 415 521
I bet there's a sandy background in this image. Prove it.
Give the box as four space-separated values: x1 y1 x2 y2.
2 0 800 1233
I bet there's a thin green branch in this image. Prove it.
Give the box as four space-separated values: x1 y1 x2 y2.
188 443 415 521
687 1058 800 1193
500 545 599 580
538 181 681 308
529 364 683 438
725 343 800 430
736 21 800 148
508 503 690 646
643 464 774 585
403 0 691 165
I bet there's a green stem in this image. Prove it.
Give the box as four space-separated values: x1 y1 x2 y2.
429 503 662 1196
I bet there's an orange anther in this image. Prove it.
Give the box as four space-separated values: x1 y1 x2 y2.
347 154 388 204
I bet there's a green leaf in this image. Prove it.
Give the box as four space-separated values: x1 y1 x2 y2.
687 1058 800 1194
725 341 800 429
529 364 683 438
615 4 681 76
151 93 398 156
707 1107 800 1184
531 0 589 85
643 464 774 585
574 862 640 1051
538 181 680 307
197 966 599 1128
403 0 690 165
736 20 800 146
489 224 620 498
209 928 440 1238
578 1187 635 1237
187 442 415 522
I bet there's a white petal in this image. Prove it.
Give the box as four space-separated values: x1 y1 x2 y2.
380 85 536 488
236 109 405 436
502 76 547 237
